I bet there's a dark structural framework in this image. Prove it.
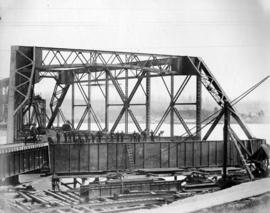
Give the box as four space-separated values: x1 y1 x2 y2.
1 46 267 182
7 46 252 140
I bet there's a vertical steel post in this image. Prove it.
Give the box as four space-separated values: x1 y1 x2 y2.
170 75 174 137
105 71 109 132
223 101 230 179
125 69 128 134
71 77 75 129
196 74 202 140
88 71 91 131
7 46 18 143
146 72 151 135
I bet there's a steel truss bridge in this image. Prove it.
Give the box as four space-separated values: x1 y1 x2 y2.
0 46 267 182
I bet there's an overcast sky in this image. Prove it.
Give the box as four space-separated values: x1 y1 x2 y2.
0 0 269 104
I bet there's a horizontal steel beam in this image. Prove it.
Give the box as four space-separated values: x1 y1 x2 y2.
37 46 188 58
49 139 265 175
37 63 176 75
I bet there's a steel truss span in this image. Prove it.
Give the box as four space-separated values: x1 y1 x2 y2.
7 46 252 145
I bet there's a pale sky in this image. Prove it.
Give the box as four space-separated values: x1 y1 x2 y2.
0 0 269 104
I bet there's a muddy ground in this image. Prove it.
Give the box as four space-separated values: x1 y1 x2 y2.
193 192 270 213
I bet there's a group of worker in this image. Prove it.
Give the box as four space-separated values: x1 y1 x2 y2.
29 120 161 144
60 130 105 143
110 131 125 142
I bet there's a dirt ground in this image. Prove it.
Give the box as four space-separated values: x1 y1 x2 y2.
194 192 270 213
132 177 270 213
10 175 270 213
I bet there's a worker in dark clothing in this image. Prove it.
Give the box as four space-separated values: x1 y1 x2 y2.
110 132 114 142
47 137 54 144
78 134 83 143
63 132 68 142
120 131 124 142
84 133 89 143
91 133 95 143
133 131 137 142
141 130 146 141
56 130 61 143
137 132 141 142
150 130 154 142
68 132 72 142
71 131 76 142
52 177 60 191
62 121 72 142
116 131 120 142
97 131 102 142
30 123 38 142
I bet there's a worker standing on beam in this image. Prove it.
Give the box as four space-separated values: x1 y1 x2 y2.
150 130 154 142
30 123 38 142
120 131 124 142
